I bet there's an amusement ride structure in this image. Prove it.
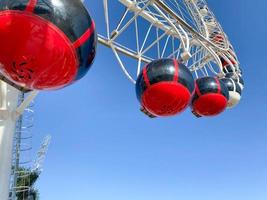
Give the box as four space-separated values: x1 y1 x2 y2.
0 0 244 199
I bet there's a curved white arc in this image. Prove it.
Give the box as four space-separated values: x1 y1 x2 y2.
152 3 190 53
184 0 209 38
110 44 136 84
190 0 230 50
191 39 222 74
119 0 188 43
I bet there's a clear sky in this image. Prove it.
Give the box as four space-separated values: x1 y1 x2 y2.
32 0 267 200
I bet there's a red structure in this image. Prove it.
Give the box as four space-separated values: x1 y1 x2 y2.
136 59 195 117
0 0 96 90
191 77 229 117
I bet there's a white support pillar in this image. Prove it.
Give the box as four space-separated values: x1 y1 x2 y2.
0 81 20 200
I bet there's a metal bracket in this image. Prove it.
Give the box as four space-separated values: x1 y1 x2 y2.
0 73 32 93
140 107 157 118
12 91 39 120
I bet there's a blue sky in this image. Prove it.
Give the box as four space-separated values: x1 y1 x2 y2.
32 1 267 200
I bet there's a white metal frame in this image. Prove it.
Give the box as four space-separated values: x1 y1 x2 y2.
0 85 38 200
98 0 241 83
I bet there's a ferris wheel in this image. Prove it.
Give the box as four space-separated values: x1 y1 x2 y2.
0 0 244 199
98 0 244 117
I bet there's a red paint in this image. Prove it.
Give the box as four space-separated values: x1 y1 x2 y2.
213 35 224 43
142 66 150 87
215 78 221 94
0 11 78 90
73 21 95 49
173 59 179 82
25 0 38 13
221 56 237 67
195 82 202 96
142 82 191 117
222 60 228 67
222 60 236 67
192 93 227 117
230 59 237 65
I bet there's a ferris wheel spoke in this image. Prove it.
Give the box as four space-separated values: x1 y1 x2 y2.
98 0 242 84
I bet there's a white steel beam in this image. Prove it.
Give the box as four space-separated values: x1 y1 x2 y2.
0 81 20 200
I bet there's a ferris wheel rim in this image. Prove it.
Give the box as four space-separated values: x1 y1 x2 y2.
153 0 230 52
118 0 231 52
188 0 230 51
98 0 241 85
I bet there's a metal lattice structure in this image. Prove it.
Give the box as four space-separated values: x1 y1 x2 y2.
32 135 51 173
9 93 34 200
98 0 242 83
8 92 50 200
